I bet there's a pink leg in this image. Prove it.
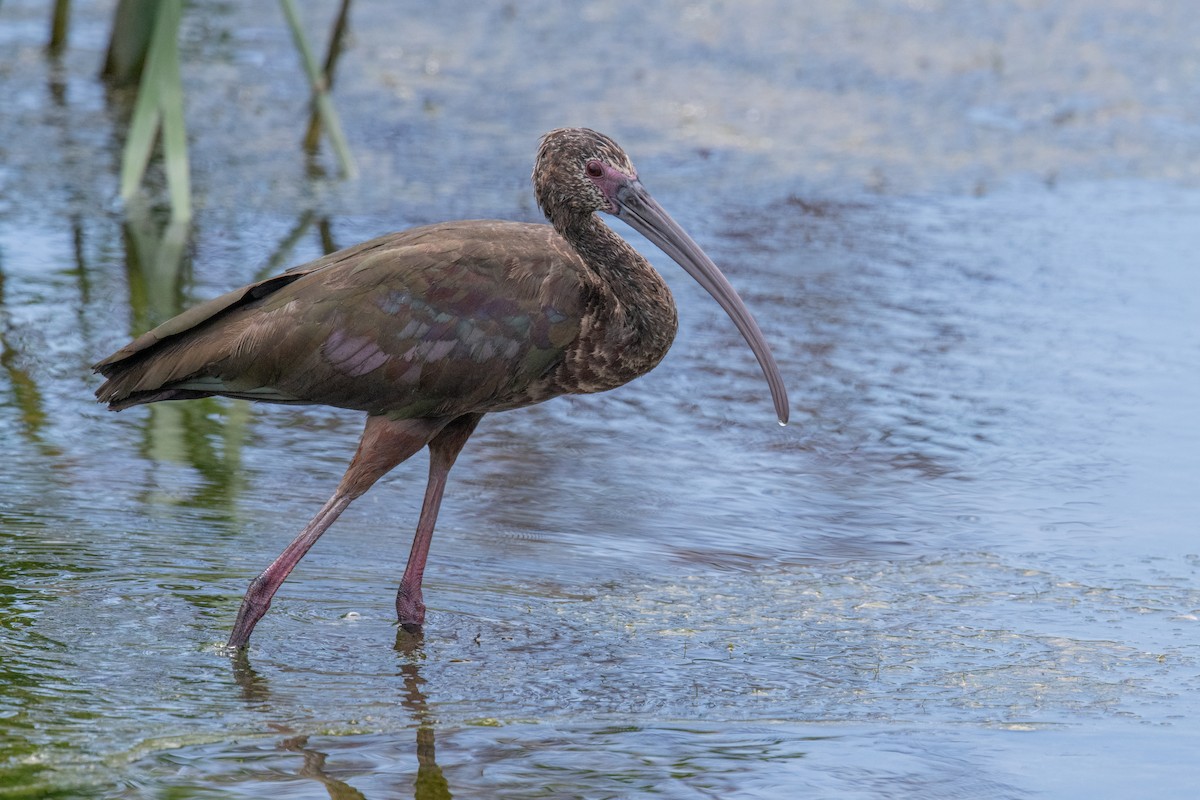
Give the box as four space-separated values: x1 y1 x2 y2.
226 415 450 649
396 413 483 630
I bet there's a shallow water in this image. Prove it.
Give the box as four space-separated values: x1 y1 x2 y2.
2 1 1200 798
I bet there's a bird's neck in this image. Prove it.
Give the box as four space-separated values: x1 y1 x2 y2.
556 215 679 390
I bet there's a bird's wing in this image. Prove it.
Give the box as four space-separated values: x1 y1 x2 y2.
95 221 588 417
93 232 406 373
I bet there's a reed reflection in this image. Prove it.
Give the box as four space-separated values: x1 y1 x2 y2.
115 207 338 514
0 252 60 458
119 203 251 514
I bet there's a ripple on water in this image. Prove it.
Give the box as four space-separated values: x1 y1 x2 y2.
32 550 1193 798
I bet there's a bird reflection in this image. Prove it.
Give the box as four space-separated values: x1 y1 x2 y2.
278 735 369 800
395 629 453 800
229 648 271 706
227 635 452 798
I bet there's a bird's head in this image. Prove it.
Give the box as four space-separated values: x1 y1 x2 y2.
532 127 791 426
534 127 640 228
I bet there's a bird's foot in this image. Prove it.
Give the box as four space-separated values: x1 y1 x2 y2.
224 575 273 652
396 583 426 631
226 614 258 651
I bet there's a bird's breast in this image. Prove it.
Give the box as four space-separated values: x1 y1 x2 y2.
551 270 679 397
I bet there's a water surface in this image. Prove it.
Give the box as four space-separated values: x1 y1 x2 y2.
2 1 1199 798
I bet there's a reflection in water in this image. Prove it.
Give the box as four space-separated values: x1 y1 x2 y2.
0 268 60 458
230 650 271 707
118 204 253 514
5 3 1200 795
0 208 68 456
224 637 453 799
115 204 343 515
279 735 369 800
228 655 374 799
396 630 453 800
254 210 340 280
0 516 69 789
121 201 190 331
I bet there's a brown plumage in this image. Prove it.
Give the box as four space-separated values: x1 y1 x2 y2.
94 128 788 648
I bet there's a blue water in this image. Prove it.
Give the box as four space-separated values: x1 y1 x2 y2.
2 2 1199 798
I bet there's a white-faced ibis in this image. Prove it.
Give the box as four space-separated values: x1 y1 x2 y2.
94 128 788 648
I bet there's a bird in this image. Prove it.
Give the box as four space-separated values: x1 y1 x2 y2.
94 128 789 649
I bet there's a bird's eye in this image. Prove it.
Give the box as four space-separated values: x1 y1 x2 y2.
585 160 604 178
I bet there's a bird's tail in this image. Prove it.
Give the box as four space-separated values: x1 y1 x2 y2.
94 331 229 410
93 271 311 411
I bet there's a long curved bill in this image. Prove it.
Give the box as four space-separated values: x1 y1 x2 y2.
613 180 790 425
